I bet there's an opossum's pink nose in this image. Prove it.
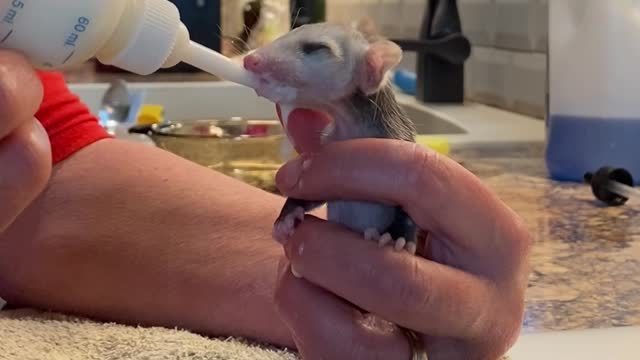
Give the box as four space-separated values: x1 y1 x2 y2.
243 54 266 73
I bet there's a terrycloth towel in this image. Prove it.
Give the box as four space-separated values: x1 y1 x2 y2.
0 308 300 360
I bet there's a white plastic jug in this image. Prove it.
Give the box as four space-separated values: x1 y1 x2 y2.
546 0 640 184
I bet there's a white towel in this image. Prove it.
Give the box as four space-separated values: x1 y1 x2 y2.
0 308 300 360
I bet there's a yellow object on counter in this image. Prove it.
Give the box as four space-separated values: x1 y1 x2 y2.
136 104 164 125
416 136 450 156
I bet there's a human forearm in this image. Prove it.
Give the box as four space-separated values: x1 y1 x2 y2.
0 139 293 346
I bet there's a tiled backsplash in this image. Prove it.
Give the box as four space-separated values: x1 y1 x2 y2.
326 0 548 118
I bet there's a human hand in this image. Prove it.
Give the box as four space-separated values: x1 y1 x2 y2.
271 121 532 359
0 50 51 232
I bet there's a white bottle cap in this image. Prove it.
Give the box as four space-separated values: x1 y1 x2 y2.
97 0 188 75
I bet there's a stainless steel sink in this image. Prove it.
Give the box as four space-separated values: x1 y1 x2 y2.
400 103 467 135
70 82 544 147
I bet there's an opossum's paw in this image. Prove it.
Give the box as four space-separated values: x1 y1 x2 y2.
364 228 380 242
364 232 393 248
379 233 393 248
405 240 417 255
393 237 417 255
272 207 305 243
364 229 394 248
392 236 417 254
364 229 393 248
366 230 417 255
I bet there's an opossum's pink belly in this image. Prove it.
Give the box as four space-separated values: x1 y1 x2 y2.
277 106 333 153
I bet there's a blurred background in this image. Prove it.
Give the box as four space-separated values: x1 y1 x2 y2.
62 0 548 119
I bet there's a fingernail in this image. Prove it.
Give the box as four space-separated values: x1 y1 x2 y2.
291 265 303 278
278 154 312 190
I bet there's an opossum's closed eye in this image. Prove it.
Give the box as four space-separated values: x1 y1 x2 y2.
300 42 333 56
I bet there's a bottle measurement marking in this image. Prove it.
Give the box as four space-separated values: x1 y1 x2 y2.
61 16 90 66
0 29 13 43
62 51 75 65
2 0 24 25
2 9 16 24
1 0 25 44
64 16 90 48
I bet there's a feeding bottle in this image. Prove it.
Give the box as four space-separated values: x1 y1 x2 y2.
546 0 640 184
0 0 256 87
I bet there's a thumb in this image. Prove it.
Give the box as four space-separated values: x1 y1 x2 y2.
0 119 52 232
275 261 411 360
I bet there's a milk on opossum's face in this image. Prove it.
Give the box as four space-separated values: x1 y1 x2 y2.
254 79 298 104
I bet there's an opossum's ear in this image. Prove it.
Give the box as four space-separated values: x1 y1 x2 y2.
359 40 403 95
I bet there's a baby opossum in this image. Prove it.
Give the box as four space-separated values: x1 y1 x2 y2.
243 22 418 254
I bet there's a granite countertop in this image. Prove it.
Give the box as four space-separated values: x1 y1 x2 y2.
223 139 640 335
450 142 640 334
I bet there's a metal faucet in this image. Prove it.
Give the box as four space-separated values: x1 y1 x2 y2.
391 0 471 103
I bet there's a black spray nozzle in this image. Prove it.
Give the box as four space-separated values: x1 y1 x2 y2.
584 167 634 206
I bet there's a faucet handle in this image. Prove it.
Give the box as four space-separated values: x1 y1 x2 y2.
391 33 471 65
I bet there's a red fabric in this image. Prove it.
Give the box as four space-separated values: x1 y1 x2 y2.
35 71 112 164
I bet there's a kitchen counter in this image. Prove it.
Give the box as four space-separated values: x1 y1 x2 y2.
206 138 639 336
66 70 638 335
0 138 636 360
450 142 640 334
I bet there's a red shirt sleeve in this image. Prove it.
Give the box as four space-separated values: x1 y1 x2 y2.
35 71 112 164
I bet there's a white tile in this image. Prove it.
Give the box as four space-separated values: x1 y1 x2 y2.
379 0 404 37
325 0 344 23
530 0 548 52
327 0 360 25
369 0 387 30
400 0 427 37
509 52 547 110
398 51 417 72
459 0 496 47
360 0 379 24
494 0 533 51
465 47 514 107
